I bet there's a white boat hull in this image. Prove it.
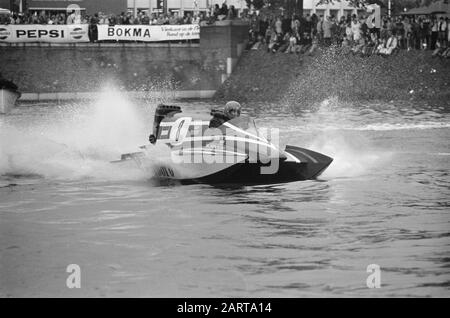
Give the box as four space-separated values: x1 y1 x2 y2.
0 89 20 114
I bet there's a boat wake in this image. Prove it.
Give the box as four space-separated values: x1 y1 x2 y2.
0 88 157 182
2 95 445 184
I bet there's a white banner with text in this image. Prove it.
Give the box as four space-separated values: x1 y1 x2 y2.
97 24 200 42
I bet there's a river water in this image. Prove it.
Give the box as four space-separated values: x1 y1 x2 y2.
0 90 449 297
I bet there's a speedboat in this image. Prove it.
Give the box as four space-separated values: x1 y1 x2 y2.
114 104 333 185
0 82 21 114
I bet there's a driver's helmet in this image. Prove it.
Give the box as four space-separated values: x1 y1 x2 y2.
224 101 241 119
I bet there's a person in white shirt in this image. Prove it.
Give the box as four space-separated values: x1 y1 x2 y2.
345 22 353 43
74 12 81 24
66 11 76 24
192 13 200 25
379 30 398 56
351 15 361 42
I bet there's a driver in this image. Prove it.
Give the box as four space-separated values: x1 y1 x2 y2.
149 101 242 144
209 101 242 128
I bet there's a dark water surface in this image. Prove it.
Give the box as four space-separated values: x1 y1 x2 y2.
0 92 449 297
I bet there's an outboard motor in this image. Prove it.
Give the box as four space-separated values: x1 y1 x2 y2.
149 104 182 144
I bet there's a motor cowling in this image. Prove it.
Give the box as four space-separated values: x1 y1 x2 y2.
150 104 182 144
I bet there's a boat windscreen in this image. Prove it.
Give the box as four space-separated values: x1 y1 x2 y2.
227 116 259 136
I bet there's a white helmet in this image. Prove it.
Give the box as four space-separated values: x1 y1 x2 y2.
224 101 241 118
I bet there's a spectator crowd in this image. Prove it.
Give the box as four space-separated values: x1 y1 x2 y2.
0 2 240 26
0 10 203 26
1 3 449 58
247 13 450 58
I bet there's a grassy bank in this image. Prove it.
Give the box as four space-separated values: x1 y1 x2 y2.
214 47 450 107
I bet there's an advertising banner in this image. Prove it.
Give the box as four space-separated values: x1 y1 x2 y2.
0 24 89 43
97 24 200 42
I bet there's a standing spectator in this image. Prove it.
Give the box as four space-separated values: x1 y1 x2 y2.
438 17 447 47
192 12 200 24
31 12 38 24
275 16 282 35
141 12 150 25
447 17 450 48
311 14 318 37
213 4 220 20
395 17 405 49
281 13 291 34
66 10 76 24
403 17 412 50
184 13 192 24
38 11 47 24
322 16 332 46
169 12 178 25
345 21 353 44
291 15 300 38
156 13 165 25
82 14 89 24
124 12 133 25
74 11 81 24
351 15 361 43
316 15 324 43
430 16 439 50
8 13 16 24
132 14 140 24
227 5 237 20
219 3 228 20
360 16 368 40
117 12 125 24
98 12 105 24
338 16 347 45
249 15 259 44
386 17 394 34
304 14 312 36
89 13 99 42
411 18 420 49
259 15 269 43
0 13 7 24
15 13 22 24
57 13 65 25
109 14 117 25
419 18 429 49
265 25 273 49
150 13 157 25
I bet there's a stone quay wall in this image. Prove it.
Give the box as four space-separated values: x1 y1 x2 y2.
0 21 249 100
